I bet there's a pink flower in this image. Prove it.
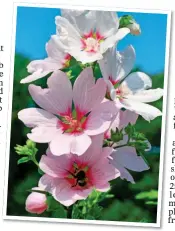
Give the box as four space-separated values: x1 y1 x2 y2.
105 109 138 139
25 187 47 214
18 67 118 156
109 146 149 183
21 35 71 84
39 135 120 206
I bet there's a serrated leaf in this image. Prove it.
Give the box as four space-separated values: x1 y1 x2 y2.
17 156 30 165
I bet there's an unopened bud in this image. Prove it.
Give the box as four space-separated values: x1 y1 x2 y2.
127 21 141 35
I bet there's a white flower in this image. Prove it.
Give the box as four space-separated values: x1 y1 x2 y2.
21 35 71 84
99 45 163 121
55 11 130 64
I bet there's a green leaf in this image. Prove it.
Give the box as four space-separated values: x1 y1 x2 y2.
89 205 103 219
111 129 123 142
135 190 158 200
145 201 157 205
51 207 67 218
46 196 66 212
85 215 95 220
17 156 30 165
72 206 82 219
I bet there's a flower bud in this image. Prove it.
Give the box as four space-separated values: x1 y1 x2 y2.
25 188 47 214
127 21 141 35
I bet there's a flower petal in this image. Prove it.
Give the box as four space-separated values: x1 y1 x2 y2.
109 159 135 183
39 155 70 178
100 28 130 54
120 98 162 121
61 9 95 36
55 16 81 50
50 132 91 156
29 71 72 115
85 101 118 136
111 109 138 131
111 146 149 172
121 72 152 94
95 11 119 38
73 68 106 115
18 108 58 143
115 45 136 82
79 134 104 165
126 88 163 103
46 35 68 61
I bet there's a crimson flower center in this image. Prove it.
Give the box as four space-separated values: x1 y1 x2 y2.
81 31 104 53
59 115 87 134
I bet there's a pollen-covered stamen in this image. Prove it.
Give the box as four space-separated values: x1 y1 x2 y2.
59 115 87 134
81 31 104 53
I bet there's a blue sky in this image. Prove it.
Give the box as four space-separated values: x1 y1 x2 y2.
15 6 168 75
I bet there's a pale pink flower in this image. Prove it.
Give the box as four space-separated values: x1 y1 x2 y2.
104 109 138 139
18 67 118 156
21 35 71 84
39 135 120 206
99 45 163 121
55 11 130 64
109 146 149 183
25 187 47 214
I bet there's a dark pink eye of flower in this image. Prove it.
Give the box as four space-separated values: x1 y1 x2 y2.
58 113 88 134
62 54 71 68
81 30 104 53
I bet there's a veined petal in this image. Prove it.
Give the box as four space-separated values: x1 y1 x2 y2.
39 155 70 178
119 98 162 121
115 45 136 82
109 159 135 183
100 28 130 54
61 9 95 36
121 72 152 94
126 88 163 103
111 110 138 131
98 46 117 81
79 134 104 165
73 68 106 114
39 175 76 206
50 132 91 156
95 11 119 38
46 35 68 61
29 71 72 115
21 68 50 84
18 108 58 127
111 146 149 172
85 101 118 136
55 16 82 49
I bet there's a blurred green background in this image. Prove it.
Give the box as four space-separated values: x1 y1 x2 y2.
6 54 164 223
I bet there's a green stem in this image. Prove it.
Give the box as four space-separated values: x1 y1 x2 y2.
31 155 39 167
67 205 73 218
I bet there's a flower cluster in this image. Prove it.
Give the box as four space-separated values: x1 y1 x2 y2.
17 9 163 215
